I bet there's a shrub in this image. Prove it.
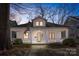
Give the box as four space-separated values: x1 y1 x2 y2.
23 44 31 48
76 36 79 39
63 38 76 47
47 42 62 48
13 39 23 45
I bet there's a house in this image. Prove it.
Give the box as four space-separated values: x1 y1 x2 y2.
64 16 79 38
10 16 69 44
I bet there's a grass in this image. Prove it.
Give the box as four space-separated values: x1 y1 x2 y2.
0 46 78 56
0 43 79 56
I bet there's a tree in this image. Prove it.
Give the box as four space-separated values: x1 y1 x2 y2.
10 3 78 25
0 4 11 50
35 4 56 23
57 4 77 24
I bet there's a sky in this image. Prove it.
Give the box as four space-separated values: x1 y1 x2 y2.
10 3 79 25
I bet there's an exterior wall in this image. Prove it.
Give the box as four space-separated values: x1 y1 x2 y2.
10 27 31 43
30 27 69 44
31 29 46 44
33 18 46 27
10 27 69 44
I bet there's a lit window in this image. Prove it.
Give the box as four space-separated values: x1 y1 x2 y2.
40 21 43 26
36 22 39 26
37 32 43 42
24 32 29 39
36 21 43 26
49 32 55 40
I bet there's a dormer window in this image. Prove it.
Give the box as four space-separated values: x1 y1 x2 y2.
33 16 46 27
40 21 43 26
36 21 43 26
36 22 39 26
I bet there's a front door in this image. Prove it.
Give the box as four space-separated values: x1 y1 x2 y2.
32 30 44 44
36 31 43 42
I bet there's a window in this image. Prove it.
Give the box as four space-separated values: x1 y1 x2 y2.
61 31 66 38
36 21 43 26
40 21 43 26
36 22 39 26
12 31 16 38
49 32 55 40
37 32 43 42
24 32 29 39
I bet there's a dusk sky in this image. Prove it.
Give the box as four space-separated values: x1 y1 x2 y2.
10 3 79 25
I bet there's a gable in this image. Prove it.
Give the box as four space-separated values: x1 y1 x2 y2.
32 16 46 27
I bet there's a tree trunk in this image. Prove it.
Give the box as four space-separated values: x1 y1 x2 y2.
0 3 11 50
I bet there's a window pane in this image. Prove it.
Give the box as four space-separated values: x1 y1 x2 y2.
40 21 43 26
37 32 43 42
49 32 55 39
61 31 66 38
12 31 16 38
36 22 39 26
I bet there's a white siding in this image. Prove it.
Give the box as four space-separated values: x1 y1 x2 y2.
33 18 46 27
10 27 69 44
10 27 31 43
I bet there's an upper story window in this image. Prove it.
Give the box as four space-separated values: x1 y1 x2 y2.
40 21 43 26
36 22 39 26
36 21 43 26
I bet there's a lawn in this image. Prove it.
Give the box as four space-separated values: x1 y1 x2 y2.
0 45 79 56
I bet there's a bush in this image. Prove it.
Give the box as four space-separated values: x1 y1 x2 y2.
63 38 76 47
47 42 62 48
23 44 31 48
13 39 23 45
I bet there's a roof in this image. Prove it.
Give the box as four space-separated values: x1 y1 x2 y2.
9 20 17 27
65 16 79 23
9 16 68 28
46 22 68 27
9 20 68 28
69 16 79 20
64 16 79 26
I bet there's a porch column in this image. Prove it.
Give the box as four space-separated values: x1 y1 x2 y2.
44 30 49 44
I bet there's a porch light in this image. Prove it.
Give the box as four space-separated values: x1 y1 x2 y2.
24 32 29 39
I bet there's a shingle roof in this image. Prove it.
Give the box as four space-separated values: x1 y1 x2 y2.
46 22 68 27
9 16 68 27
64 16 79 26
70 16 79 20
9 20 68 27
9 20 17 27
